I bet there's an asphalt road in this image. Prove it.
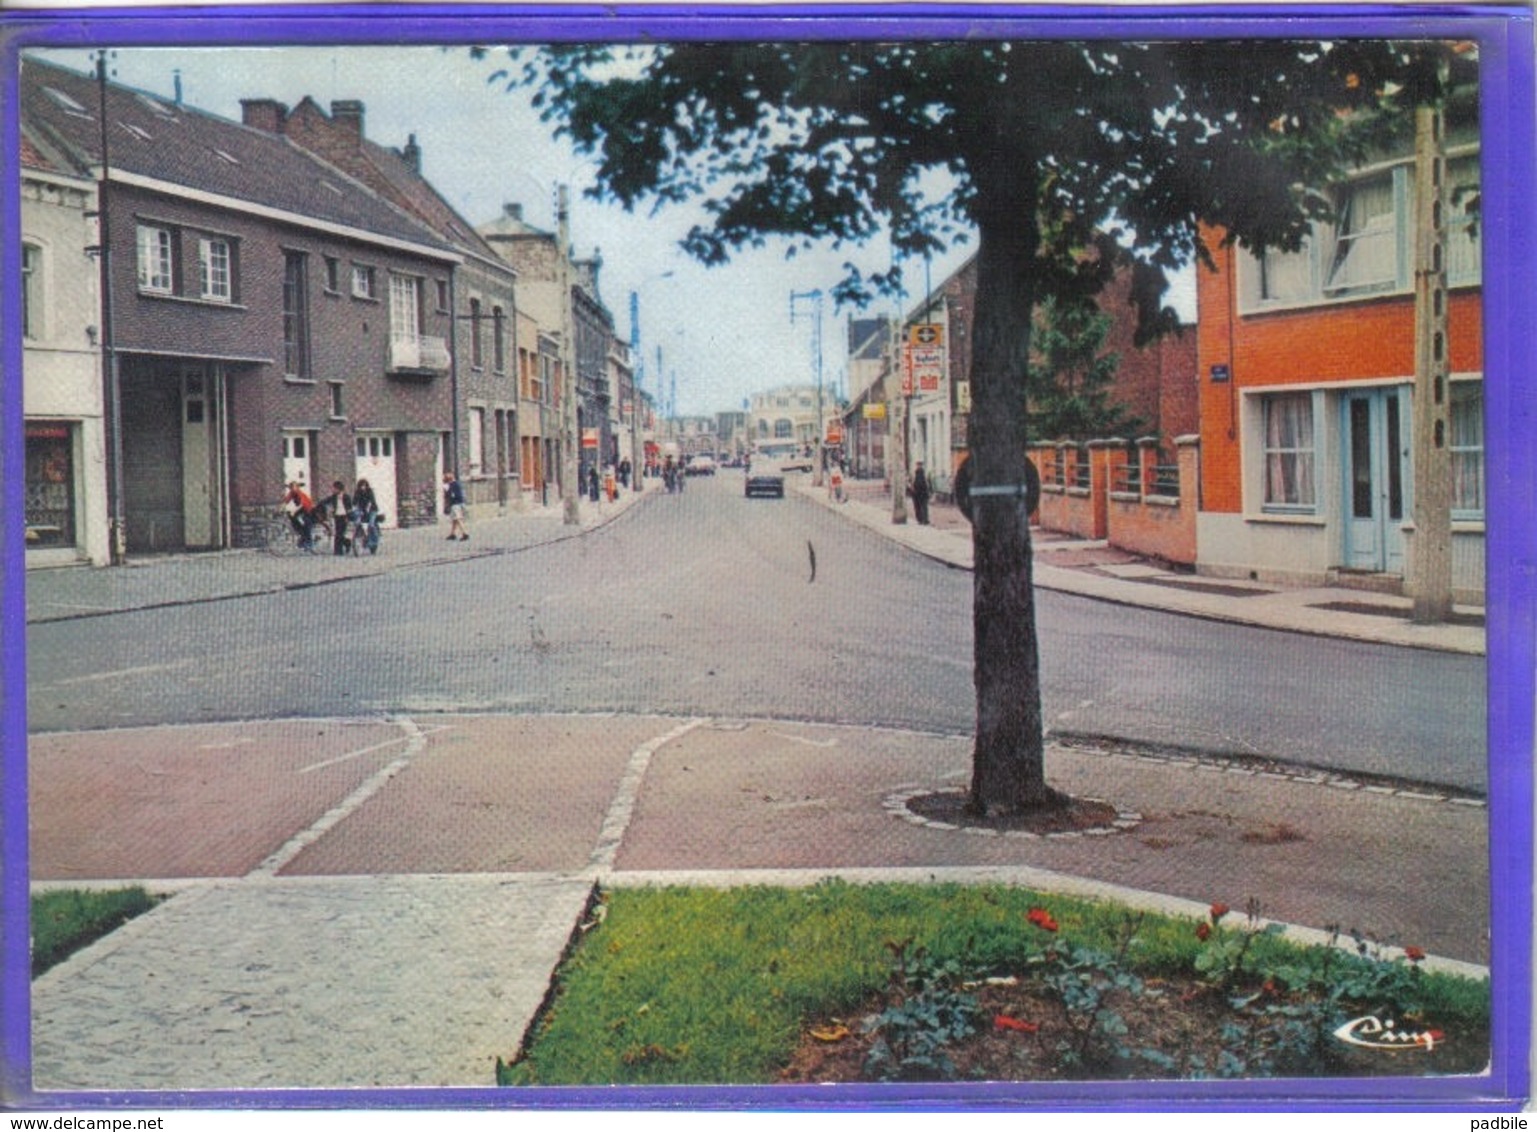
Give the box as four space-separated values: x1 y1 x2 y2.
26 470 1486 791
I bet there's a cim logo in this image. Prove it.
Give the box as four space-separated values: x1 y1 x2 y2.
1333 1015 1445 1052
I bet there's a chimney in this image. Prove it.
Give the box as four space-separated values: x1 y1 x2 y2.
503 203 524 222
240 98 288 134
400 133 421 172
330 100 365 141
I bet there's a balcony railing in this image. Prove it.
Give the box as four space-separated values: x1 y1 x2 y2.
389 334 450 375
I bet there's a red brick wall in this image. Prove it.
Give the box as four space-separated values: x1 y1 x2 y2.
1196 228 1484 515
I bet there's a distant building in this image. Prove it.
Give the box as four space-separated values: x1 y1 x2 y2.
748 385 821 450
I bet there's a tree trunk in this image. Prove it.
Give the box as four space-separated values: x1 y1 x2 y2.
964 153 1067 817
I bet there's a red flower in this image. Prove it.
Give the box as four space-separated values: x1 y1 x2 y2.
993 1014 1040 1034
1404 946 1427 963
1209 902 1231 922
1027 908 1060 933
1195 922 1212 942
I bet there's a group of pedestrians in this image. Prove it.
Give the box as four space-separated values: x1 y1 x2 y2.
279 478 382 555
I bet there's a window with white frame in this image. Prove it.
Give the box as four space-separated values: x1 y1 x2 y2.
352 264 376 300
21 243 43 340
468 407 485 477
1324 173 1399 296
1256 237 1314 305
1261 392 1316 510
389 274 421 344
1243 151 1481 311
1450 382 1484 520
136 224 174 293
198 237 232 302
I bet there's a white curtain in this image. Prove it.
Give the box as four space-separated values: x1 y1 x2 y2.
1264 393 1316 507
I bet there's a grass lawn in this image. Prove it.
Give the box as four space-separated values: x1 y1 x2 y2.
31 887 159 978
502 881 1489 1086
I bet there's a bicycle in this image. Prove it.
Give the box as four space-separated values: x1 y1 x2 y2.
256 511 308 556
348 508 382 556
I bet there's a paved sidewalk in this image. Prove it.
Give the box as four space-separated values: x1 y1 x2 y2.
797 477 1486 655
24 484 649 625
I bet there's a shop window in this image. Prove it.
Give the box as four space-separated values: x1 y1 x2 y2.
25 424 75 548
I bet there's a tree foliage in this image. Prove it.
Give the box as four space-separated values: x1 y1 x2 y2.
1027 295 1141 444
487 36 1470 813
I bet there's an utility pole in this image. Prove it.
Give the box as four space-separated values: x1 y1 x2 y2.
1408 85 1454 622
95 50 126 564
889 310 908 524
557 185 580 525
627 290 644 496
790 289 825 486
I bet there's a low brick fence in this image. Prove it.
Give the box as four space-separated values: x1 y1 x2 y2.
1030 436 1199 566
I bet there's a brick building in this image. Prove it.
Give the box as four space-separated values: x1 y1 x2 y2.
264 97 524 517
1194 104 1483 601
22 57 460 552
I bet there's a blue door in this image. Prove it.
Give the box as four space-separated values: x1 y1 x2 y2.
1342 388 1409 574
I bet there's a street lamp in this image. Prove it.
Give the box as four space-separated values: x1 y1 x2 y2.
557 185 580 525
629 270 678 494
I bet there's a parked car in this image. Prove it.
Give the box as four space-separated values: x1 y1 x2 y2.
685 454 717 476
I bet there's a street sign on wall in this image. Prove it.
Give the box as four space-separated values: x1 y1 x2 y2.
862 402 887 420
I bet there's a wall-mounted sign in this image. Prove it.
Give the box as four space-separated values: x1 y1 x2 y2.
1210 364 1231 383
904 343 945 395
908 323 944 347
862 402 887 420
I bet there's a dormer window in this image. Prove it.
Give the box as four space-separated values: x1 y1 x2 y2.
136 92 177 119
44 86 90 117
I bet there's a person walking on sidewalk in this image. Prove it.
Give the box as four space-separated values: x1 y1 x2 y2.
443 471 469 541
909 461 931 525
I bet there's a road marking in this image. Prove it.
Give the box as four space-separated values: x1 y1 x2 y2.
589 717 706 875
298 734 414 774
50 660 198 686
770 731 838 748
250 717 427 878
